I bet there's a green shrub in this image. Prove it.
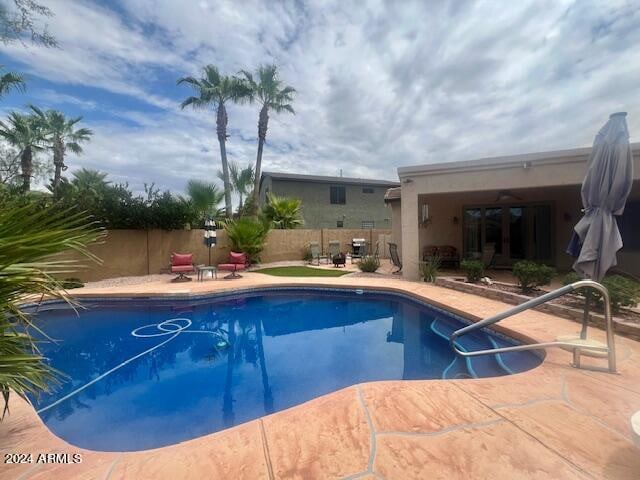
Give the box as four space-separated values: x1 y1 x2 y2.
222 217 270 263
563 272 640 313
358 255 380 273
460 259 484 283
602 275 640 313
563 272 582 286
61 277 84 289
512 261 555 292
420 255 441 283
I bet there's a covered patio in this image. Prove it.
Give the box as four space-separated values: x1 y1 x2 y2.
390 144 640 280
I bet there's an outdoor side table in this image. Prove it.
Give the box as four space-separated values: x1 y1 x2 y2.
197 265 217 281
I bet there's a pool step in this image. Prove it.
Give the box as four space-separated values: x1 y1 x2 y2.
430 319 511 379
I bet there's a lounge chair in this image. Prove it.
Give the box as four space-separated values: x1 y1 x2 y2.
171 252 195 282
350 239 368 263
218 251 249 279
388 243 402 274
481 243 496 268
309 241 328 266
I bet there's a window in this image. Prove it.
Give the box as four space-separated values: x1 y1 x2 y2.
330 185 346 204
361 220 375 229
362 187 374 194
336 220 344 228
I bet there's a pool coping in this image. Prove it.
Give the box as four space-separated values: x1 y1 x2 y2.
3 275 640 479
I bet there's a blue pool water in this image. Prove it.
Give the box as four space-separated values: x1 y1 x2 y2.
28 288 542 451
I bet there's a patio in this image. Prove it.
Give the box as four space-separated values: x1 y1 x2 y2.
2 272 639 479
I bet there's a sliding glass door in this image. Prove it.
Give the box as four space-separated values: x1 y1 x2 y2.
463 204 553 266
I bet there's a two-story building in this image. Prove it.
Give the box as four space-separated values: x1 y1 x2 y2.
259 171 399 229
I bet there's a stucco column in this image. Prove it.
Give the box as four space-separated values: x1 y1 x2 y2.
400 183 420 280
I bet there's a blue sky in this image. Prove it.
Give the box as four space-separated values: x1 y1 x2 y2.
1 0 639 194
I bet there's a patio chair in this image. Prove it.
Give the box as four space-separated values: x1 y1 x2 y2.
438 245 460 269
388 243 402 274
309 241 328 266
218 251 249 279
328 240 345 267
481 243 496 268
170 252 195 282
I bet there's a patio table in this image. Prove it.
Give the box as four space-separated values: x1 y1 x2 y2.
196 265 217 281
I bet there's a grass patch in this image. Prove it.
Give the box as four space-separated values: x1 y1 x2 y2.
252 266 351 277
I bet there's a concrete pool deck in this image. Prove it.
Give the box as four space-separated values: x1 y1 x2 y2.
2 273 640 479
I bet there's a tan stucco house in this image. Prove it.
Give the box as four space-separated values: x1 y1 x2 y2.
259 171 399 229
388 144 640 280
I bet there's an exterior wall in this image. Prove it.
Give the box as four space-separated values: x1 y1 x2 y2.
398 147 640 279
60 228 391 282
389 201 402 256
262 178 394 230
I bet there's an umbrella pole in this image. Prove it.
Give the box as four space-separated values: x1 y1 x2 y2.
209 247 211 266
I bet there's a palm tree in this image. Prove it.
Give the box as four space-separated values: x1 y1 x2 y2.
29 107 92 193
0 202 104 418
261 193 304 229
217 161 254 212
239 65 295 209
186 179 224 221
177 65 250 217
0 66 25 99
0 112 44 192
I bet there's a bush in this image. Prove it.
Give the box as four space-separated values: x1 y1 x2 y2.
302 246 313 262
563 272 582 286
358 255 380 273
564 272 640 313
222 217 270 263
460 259 484 283
61 277 84 289
603 275 640 312
420 255 441 283
513 261 555 292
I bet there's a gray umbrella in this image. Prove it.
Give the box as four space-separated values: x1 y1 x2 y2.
568 112 634 281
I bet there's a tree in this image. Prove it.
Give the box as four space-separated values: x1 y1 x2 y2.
0 202 103 418
217 161 254 213
239 65 295 209
0 112 44 192
177 65 250 217
0 0 57 47
186 179 224 222
29 107 93 193
0 66 25 99
261 193 304 229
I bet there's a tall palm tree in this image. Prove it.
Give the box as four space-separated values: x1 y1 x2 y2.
30 107 93 193
177 65 250 217
239 65 295 209
0 65 25 99
217 161 254 212
0 112 44 192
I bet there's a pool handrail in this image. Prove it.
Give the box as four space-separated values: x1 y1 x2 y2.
449 280 616 373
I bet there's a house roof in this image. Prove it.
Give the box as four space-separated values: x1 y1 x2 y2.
397 142 640 177
261 171 400 188
384 187 401 203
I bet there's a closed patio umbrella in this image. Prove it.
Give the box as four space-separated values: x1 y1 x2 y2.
203 218 217 266
567 112 633 338
568 112 633 280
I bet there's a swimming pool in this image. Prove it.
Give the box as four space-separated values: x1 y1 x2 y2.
28 288 542 451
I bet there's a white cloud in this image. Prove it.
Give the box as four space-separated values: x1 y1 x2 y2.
2 0 640 195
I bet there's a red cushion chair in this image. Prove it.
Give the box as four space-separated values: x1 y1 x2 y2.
171 252 195 282
218 251 249 279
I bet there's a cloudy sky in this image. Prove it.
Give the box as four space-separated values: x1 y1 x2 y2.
1 0 639 194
